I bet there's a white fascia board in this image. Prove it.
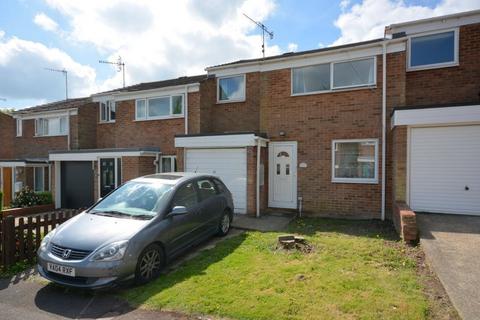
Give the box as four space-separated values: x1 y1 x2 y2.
93 84 200 102
0 161 27 167
49 151 158 161
207 41 405 77
13 108 78 120
392 105 480 127
175 134 267 148
386 10 480 36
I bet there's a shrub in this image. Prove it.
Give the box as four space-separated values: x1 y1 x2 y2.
11 187 39 208
36 191 53 205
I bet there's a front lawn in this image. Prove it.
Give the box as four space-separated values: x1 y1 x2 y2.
122 218 429 319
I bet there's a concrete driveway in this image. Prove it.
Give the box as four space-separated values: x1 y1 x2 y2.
417 213 480 320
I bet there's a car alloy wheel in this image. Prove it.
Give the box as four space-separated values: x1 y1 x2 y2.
136 244 163 284
218 212 231 236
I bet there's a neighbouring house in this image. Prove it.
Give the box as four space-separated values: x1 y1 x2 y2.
1 10 479 225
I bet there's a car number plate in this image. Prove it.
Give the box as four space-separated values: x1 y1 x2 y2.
47 262 75 277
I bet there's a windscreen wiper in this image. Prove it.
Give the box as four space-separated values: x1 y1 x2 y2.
93 210 132 218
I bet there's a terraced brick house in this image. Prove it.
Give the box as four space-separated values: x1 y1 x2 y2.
1 10 479 223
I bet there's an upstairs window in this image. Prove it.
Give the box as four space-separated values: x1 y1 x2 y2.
35 117 68 136
136 94 184 121
408 30 458 70
292 57 376 95
16 119 22 137
333 58 375 89
217 75 245 102
292 64 330 94
100 100 116 123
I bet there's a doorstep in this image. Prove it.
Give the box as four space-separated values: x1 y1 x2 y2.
231 213 295 232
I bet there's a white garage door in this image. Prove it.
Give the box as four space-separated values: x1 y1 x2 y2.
410 125 480 215
185 148 247 214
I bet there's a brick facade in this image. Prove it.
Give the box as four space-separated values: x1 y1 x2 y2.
0 112 14 159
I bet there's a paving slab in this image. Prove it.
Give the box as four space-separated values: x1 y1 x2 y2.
231 213 295 232
417 213 480 320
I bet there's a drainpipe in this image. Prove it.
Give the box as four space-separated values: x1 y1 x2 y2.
154 153 161 173
256 137 261 218
67 110 71 150
381 42 387 221
184 85 189 134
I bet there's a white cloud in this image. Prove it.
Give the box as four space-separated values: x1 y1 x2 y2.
340 0 350 11
0 30 5 39
287 42 298 52
0 36 96 102
332 0 480 46
318 42 325 48
43 0 281 91
34 12 59 32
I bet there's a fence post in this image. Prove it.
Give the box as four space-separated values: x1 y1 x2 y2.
2 216 15 269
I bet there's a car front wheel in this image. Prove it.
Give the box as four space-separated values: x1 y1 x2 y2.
217 211 231 236
135 244 164 284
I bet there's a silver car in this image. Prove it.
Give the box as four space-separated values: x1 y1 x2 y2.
37 173 234 289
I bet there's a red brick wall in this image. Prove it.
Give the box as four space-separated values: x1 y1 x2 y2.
405 23 480 106
200 73 261 133
187 92 201 134
122 156 156 182
259 57 385 218
0 112 14 159
76 102 98 149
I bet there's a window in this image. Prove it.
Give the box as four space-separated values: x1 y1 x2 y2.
34 167 45 192
218 75 245 102
35 117 68 136
196 179 217 201
160 156 177 173
100 100 116 123
332 139 378 183
292 64 330 94
135 95 184 120
172 182 198 209
292 57 376 95
409 30 457 70
333 58 375 89
16 119 22 137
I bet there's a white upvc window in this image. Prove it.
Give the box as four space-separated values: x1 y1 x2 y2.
217 74 246 102
35 116 68 137
291 57 376 95
159 156 177 173
407 29 459 71
16 119 22 137
100 100 116 123
34 167 45 192
332 139 378 184
135 94 184 121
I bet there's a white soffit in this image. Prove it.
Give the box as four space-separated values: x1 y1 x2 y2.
13 108 78 120
175 134 268 148
92 84 200 102
392 105 480 127
49 151 158 161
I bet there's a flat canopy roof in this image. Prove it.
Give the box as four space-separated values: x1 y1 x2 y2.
0 158 49 167
49 147 161 161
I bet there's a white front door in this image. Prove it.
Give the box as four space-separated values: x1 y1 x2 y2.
269 142 297 209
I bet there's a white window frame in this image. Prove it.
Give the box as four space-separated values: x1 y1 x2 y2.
217 74 246 103
135 94 184 121
34 116 68 137
331 138 379 184
99 100 116 123
407 28 459 71
291 56 377 96
159 155 177 173
16 119 22 137
33 167 45 192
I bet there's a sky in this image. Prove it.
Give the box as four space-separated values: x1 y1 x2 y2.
0 0 479 110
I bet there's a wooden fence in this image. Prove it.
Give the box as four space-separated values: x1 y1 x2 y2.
0 209 82 269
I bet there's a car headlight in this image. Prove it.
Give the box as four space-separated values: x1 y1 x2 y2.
40 229 56 251
90 240 129 261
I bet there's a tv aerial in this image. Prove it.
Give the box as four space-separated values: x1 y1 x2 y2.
45 68 68 100
99 56 126 88
243 13 274 58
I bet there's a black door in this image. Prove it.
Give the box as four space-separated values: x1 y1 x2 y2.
61 161 94 209
100 158 116 197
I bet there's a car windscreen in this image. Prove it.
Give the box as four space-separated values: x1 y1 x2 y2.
89 181 173 218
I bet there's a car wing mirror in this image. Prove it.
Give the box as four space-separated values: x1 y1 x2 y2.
169 206 188 216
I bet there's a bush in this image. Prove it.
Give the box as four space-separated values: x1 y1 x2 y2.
36 191 53 205
11 187 53 208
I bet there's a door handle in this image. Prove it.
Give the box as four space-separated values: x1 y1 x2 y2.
465 185 470 191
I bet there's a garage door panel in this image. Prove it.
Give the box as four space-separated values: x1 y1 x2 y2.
185 148 247 214
410 126 480 215
61 161 94 209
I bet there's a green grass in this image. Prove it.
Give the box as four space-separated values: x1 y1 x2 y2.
122 218 428 320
